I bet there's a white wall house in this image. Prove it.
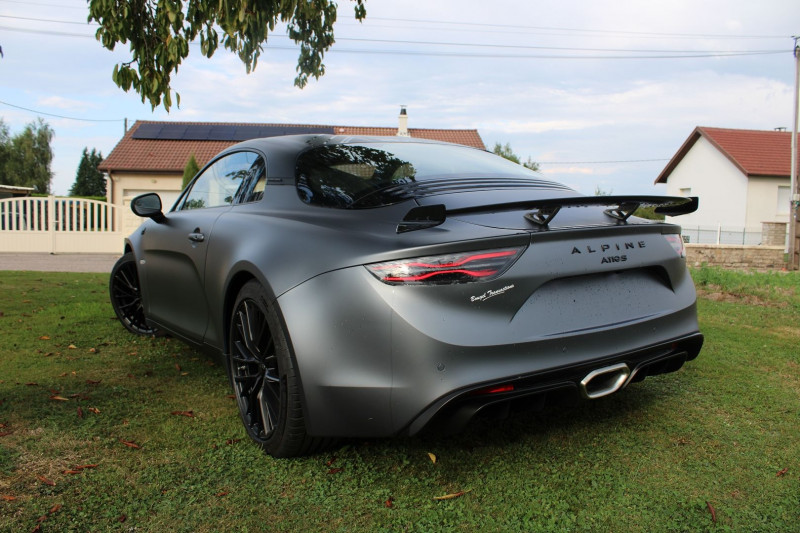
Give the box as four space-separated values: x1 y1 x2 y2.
655 127 794 234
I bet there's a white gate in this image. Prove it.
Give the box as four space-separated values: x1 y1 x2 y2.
0 196 124 254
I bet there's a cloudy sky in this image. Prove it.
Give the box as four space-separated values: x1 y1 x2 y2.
1 0 798 196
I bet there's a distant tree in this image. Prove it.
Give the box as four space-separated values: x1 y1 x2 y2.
182 154 200 189
492 142 540 172
69 148 106 197
0 118 54 194
593 185 612 196
0 120 9 177
88 0 367 110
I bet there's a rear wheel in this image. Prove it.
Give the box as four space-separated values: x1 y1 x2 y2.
109 252 158 336
228 280 327 458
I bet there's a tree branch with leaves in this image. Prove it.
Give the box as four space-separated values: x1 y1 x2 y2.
88 0 367 110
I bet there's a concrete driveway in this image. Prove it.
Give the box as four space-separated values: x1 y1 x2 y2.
0 253 120 273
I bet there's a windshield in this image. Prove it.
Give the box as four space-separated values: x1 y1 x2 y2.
295 142 568 208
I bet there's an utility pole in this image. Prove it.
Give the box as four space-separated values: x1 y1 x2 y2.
789 37 800 270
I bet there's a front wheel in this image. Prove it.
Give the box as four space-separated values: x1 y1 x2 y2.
109 252 158 336
228 280 329 458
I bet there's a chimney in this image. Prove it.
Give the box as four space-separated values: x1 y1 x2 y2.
397 105 409 137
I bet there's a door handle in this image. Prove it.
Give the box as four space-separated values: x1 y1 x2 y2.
188 232 205 243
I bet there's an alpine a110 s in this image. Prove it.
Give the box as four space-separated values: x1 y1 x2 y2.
110 135 703 457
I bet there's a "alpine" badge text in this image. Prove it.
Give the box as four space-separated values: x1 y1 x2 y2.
571 240 646 264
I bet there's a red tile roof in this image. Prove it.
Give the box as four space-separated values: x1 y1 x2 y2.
655 126 797 184
100 120 486 173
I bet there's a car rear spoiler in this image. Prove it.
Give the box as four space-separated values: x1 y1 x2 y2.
396 195 698 233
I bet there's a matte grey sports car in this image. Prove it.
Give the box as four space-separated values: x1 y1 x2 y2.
109 134 703 457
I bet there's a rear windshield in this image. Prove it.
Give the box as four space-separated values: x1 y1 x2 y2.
295 142 561 208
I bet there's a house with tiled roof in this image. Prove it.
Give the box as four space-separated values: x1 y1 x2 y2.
655 126 797 240
100 111 485 234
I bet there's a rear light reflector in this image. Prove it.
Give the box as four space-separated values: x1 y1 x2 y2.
663 234 686 258
471 384 515 395
366 246 524 285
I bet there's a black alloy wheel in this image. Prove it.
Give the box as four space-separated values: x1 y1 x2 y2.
109 252 158 336
230 295 281 441
228 280 326 458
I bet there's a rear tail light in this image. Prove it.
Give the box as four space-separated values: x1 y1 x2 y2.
663 234 686 258
471 384 515 395
366 246 524 285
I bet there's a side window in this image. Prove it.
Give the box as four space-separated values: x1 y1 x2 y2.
180 151 258 210
238 158 267 204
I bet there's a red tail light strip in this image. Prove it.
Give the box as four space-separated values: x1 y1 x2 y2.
393 250 518 270
381 269 498 283
366 247 524 285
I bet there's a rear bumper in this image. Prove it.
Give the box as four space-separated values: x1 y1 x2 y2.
406 332 703 435
278 260 703 438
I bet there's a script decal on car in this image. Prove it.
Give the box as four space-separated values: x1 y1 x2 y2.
470 284 515 303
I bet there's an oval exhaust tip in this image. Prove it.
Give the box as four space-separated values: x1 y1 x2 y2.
580 363 631 399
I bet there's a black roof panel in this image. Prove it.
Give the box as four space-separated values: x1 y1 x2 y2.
132 123 336 141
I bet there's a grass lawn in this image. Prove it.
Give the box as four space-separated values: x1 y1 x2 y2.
0 268 798 532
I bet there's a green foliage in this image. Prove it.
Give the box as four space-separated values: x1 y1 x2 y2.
88 0 367 111
182 153 200 189
1 268 799 531
492 142 540 171
634 205 665 220
0 118 54 193
182 198 206 210
69 148 106 197
69 195 108 202
593 185 612 196
0 121 9 177
691 265 799 307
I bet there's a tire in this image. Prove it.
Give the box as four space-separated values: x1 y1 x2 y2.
228 280 328 458
109 252 159 336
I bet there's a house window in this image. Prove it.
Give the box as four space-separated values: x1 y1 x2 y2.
777 186 790 215
679 187 692 197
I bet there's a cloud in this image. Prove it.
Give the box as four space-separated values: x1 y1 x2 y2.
5 0 798 196
36 96 96 112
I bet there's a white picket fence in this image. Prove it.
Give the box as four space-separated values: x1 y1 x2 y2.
0 196 124 254
680 225 765 246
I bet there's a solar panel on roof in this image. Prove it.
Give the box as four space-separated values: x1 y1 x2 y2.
182 125 212 140
209 125 235 139
132 123 337 141
160 124 188 139
131 123 165 139
232 127 257 141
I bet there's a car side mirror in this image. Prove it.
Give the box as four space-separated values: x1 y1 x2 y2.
131 193 166 222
